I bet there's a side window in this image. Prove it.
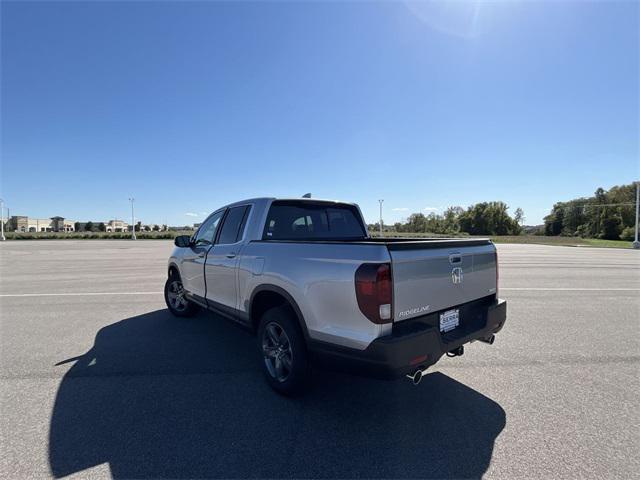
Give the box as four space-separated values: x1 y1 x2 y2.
194 211 224 246
236 206 251 241
217 206 250 244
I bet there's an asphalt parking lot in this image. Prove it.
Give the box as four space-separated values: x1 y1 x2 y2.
1 240 638 479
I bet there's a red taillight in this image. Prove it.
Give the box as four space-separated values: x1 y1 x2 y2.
495 250 500 298
355 263 393 324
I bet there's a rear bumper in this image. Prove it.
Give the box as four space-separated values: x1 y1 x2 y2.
309 297 507 379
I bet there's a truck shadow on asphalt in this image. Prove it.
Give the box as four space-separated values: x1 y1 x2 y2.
49 309 505 479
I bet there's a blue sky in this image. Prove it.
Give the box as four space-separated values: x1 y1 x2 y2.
1 1 638 226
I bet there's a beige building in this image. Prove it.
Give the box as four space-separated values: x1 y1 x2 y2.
8 216 75 232
105 219 129 232
5 216 164 233
51 217 75 232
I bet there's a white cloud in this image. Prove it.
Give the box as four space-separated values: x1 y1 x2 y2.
423 206 440 212
184 212 199 217
392 207 409 212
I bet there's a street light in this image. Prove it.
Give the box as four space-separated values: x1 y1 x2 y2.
0 198 5 241
633 181 639 249
378 199 384 236
129 197 136 240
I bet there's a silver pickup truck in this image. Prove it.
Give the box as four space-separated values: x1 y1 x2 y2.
165 198 506 394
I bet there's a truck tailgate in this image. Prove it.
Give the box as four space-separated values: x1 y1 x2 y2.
389 242 497 322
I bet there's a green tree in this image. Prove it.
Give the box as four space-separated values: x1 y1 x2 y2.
406 213 427 232
443 206 463 234
608 184 635 227
542 183 636 238
561 201 585 236
544 204 564 236
514 208 524 226
84 221 94 232
591 187 607 236
98 222 106 232
457 202 520 236
459 203 491 235
599 210 622 240
425 213 444 234
620 226 635 241
490 202 515 235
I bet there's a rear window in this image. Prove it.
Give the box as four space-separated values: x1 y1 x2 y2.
264 201 366 240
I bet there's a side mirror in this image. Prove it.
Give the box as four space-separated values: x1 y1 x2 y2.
174 235 192 248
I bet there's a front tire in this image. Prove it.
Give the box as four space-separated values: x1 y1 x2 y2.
257 306 309 395
164 274 199 317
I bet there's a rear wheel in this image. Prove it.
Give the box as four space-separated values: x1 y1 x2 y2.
164 273 199 317
258 306 309 395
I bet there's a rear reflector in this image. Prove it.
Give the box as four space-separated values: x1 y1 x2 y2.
409 354 428 366
379 303 391 321
355 263 393 324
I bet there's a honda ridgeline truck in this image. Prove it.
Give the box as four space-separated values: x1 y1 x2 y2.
165 198 507 394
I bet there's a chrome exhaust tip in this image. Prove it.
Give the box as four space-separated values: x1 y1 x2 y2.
479 335 495 345
406 367 424 385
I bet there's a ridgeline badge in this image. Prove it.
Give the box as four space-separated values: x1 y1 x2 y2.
398 305 431 319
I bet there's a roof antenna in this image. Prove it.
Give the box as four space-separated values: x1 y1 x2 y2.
302 193 312 198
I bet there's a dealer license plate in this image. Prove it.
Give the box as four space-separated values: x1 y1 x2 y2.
439 309 459 333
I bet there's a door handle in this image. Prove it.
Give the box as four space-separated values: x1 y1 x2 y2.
197 252 206 258
226 252 236 258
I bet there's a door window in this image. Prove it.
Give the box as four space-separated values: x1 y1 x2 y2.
194 211 224 246
217 206 250 244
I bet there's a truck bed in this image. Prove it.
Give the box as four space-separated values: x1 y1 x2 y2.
254 236 497 323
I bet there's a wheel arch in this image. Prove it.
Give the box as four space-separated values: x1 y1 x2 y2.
249 284 310 341
168 262 180 278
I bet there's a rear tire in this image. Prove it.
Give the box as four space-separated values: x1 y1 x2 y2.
164 273 199 317
257 306 309 396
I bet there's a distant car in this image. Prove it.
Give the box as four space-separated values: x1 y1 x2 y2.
165 198 506 394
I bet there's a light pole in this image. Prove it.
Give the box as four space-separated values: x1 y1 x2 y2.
129 197 136 240
378 199 384 236
0 198 5 241
633 182 639 249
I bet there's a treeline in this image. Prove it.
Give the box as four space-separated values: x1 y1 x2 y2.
73 221 168 232
75 221 107 232
543 183 636 240
6 231 190 240
369 202 524 236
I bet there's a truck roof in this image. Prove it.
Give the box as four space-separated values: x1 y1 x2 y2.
250 197 355 204
222 197 358 209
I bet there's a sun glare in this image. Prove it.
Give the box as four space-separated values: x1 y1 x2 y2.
405 0 488 38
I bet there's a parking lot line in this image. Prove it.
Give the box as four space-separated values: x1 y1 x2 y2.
501 287 639 291
0 291 162 297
